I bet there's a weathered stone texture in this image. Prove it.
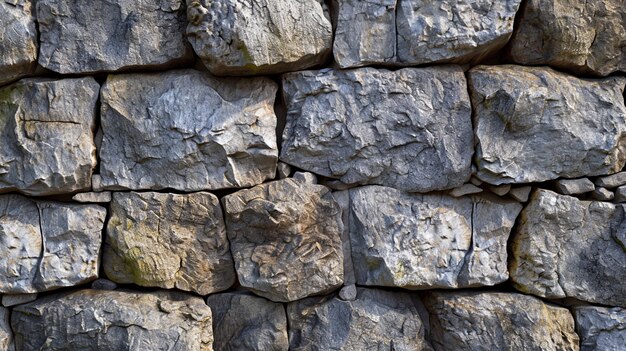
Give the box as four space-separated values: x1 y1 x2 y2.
423 291 579 351
288 288 433 351
350 186 522 289
0 307 13 351
509 189 626 307
0 0 37 85
0 78 99 196
11 290 213 351
0 195 105 294
574 306 626 351
510 0 626 76
104 191 235 295
281 66 473 192
36 0 192 74
470 65 626 185
207 292 288 351
186 0 332 75
100 69 278 192
223 178 344 302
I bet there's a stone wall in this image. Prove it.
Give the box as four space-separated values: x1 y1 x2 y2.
0 0 625 350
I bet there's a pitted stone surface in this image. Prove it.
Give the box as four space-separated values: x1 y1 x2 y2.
100 69 278 192
104 191 235 295
0 307 13 351
222 178 344 302
281 66 472 192
0 0 37 85
574 306 626 351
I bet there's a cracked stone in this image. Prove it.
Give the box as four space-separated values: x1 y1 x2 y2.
0 307 12 351
0 0 37 85
573 305 626 351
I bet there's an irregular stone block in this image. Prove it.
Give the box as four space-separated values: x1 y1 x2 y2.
207 292 288 351
470 65 626 185
90 279 117 291
449 183 483 197
100 69 278 192
287 288 433 351
350 186 522 289
510 0 626 76
614 185 626 203
104 191 235 295
556 178 595 195
596 171 626 188
186 0 332 75
509 186 532 202
222 178 344 302
593 187 615 201
11 289 213 351
281 66 472 192
0 307 13 351
0 195 105 294
422 291 579 351
509 189 626 307
0 78 99 196
0 0 37 85
71 191 112 203
574 306 626 351
36 0 192 74
1 294 36 307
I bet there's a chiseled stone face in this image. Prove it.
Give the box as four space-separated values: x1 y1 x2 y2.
222 178 344 302
574 306 626 351
509 189 626 308
11 290 213 351
99 69 278 192
470 65 626 185
0 0 37 85
186 0 332 75
0 78 99 196
281 66 473 192
103 191 236 295
0 194 106 294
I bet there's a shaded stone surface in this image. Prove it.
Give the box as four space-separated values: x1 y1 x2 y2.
349 186 522 289
574 306 626 351
509 189 626 307
470 65 626 185
0 0 37 85
422 291 579 351
0 307 13 351
72 192 112 203
556 178 595 195
11 289 213 351
1 293 36 307
596 171 626 188
100 69 277 192
186 0 332 75
207 292 288 351
0 78 99 196
281 66 472 192
287 288 433 351
510 0 626 76
222 178 344 302
593 187 615 201
0 195 105 294
36 0 192 74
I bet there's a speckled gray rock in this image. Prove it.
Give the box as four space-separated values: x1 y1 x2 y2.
207 292 288 351
0 0 37 85
350 186 522 289
281 66 472 192
0 78 99 196
11 289 213 351
422 291 579 351
449 183 483 197
0 307 13 351
574 306 626 351
471 65 626 185
288 288 432 351
510 0 626 76
1 294 36 307
509 186 532 202
556 178 595 195
186 0 332 75
596 172 626 188
104 191 235 295
593 187 615 201
222 178 344 302
509 189 626 307
36 0 192 74
0 195 105 294
614 186 626 203
100 69 277 192
71 191 112 203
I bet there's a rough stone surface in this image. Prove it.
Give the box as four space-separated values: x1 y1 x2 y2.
0 0 37 85
293 172 317 184
488 184 511 196
288 288 433 351
593 187 615 201
614 186 626 203
207 292 288 351
72 191 112 203
0 307 12 351
277 162 291 179
100 69 278 191
186 0 332 75
509 186 532 202
596 172 626 188
574 306 626 351
222 178 344 302
90 279 117 291
36 0 192 74
0 78 99 196
1 293 36 307
104 191 235 295
350 186 522 289
556 178 595 195
510 0 626 76
281 66 473 192
422 291 579 351
11 289 213 351
338 284 357 301
509 189 626 307
449 183 483 197
471 65 626 185
0 195 106 294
